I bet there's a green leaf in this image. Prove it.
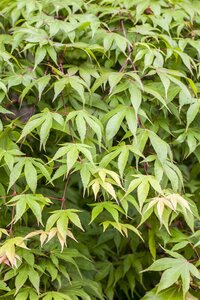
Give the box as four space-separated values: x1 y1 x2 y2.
28 266 40 294
157 267 181 293
125 109 137 137
76 113 86 142
90 205 104 224
187 102 200 129
118 147 129 177
149 131 168 162
24 160 37 193
19 117 44 140
8 160 24 191
34 46 47 70
148 229 156 260
46 45 57 65
80 164 91 192
67 211 84 231
129 84 142 114
66 147 79 174
14 198 27 223
15 267 28 295
27 197 43 225
53 78 67 101
106 110 126 141
37 75 51 101
141 287 184 300
39 113 53 150
137 179 150 209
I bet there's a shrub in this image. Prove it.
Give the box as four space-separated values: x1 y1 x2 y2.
0 0 200 299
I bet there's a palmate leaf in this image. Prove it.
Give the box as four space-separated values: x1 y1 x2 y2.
125 174 163 210
140 193 196 232
90 178 118 202
141 286 187 300
100 144 143 177
24 159 37 193
0 0 200 298
18 108 64 150
0 148 24 171
50 143 94 175
65 110 103 143
101 221 143 240
104 105 146 141
14 265 40 295
144 252 200 296
45 209 84 250
103 31 131 54
148 131 171 163
20 75 51 102
0 237 27 267
89 168 123 202
7 194 52 224
145 194 191 221
8 157 51 193
53 75 88 104
90 202 125 223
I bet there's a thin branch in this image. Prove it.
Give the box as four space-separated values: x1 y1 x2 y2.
47 196 63 201
8 207 15 236
61 173 71 209
120 20 137 72
119 52 132 73
8 184 16 235
190 242 200 259
0 194 15 199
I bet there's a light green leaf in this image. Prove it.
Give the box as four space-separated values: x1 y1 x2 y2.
34 46 46 70
67 210 84 231
187 102 200 129
66 147 79 174
39 113 53 150
157 267 181 293
19 117 44 140
15 267 28 295
129 84 142 114
24 160 37 193
118 147 129 177
149 131 168 162
8 160 24 191
53 78 67 101
125 109 137 137
37 75 51 101
76 113 86 142
106 110 126 141
28 267 40 294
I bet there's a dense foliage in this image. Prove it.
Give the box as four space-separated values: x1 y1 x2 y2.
0 0 200 299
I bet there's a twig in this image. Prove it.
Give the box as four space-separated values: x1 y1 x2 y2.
61 173 71 209
120 20 137 72
48 196 63 201
119 52 132 72
0 194 15 199
8 184 17 235
8 207 15 236
144 162 149 175
138 116 145 128
190 242 200 259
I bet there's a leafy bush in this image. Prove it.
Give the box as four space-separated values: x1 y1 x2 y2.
0 0 200 299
